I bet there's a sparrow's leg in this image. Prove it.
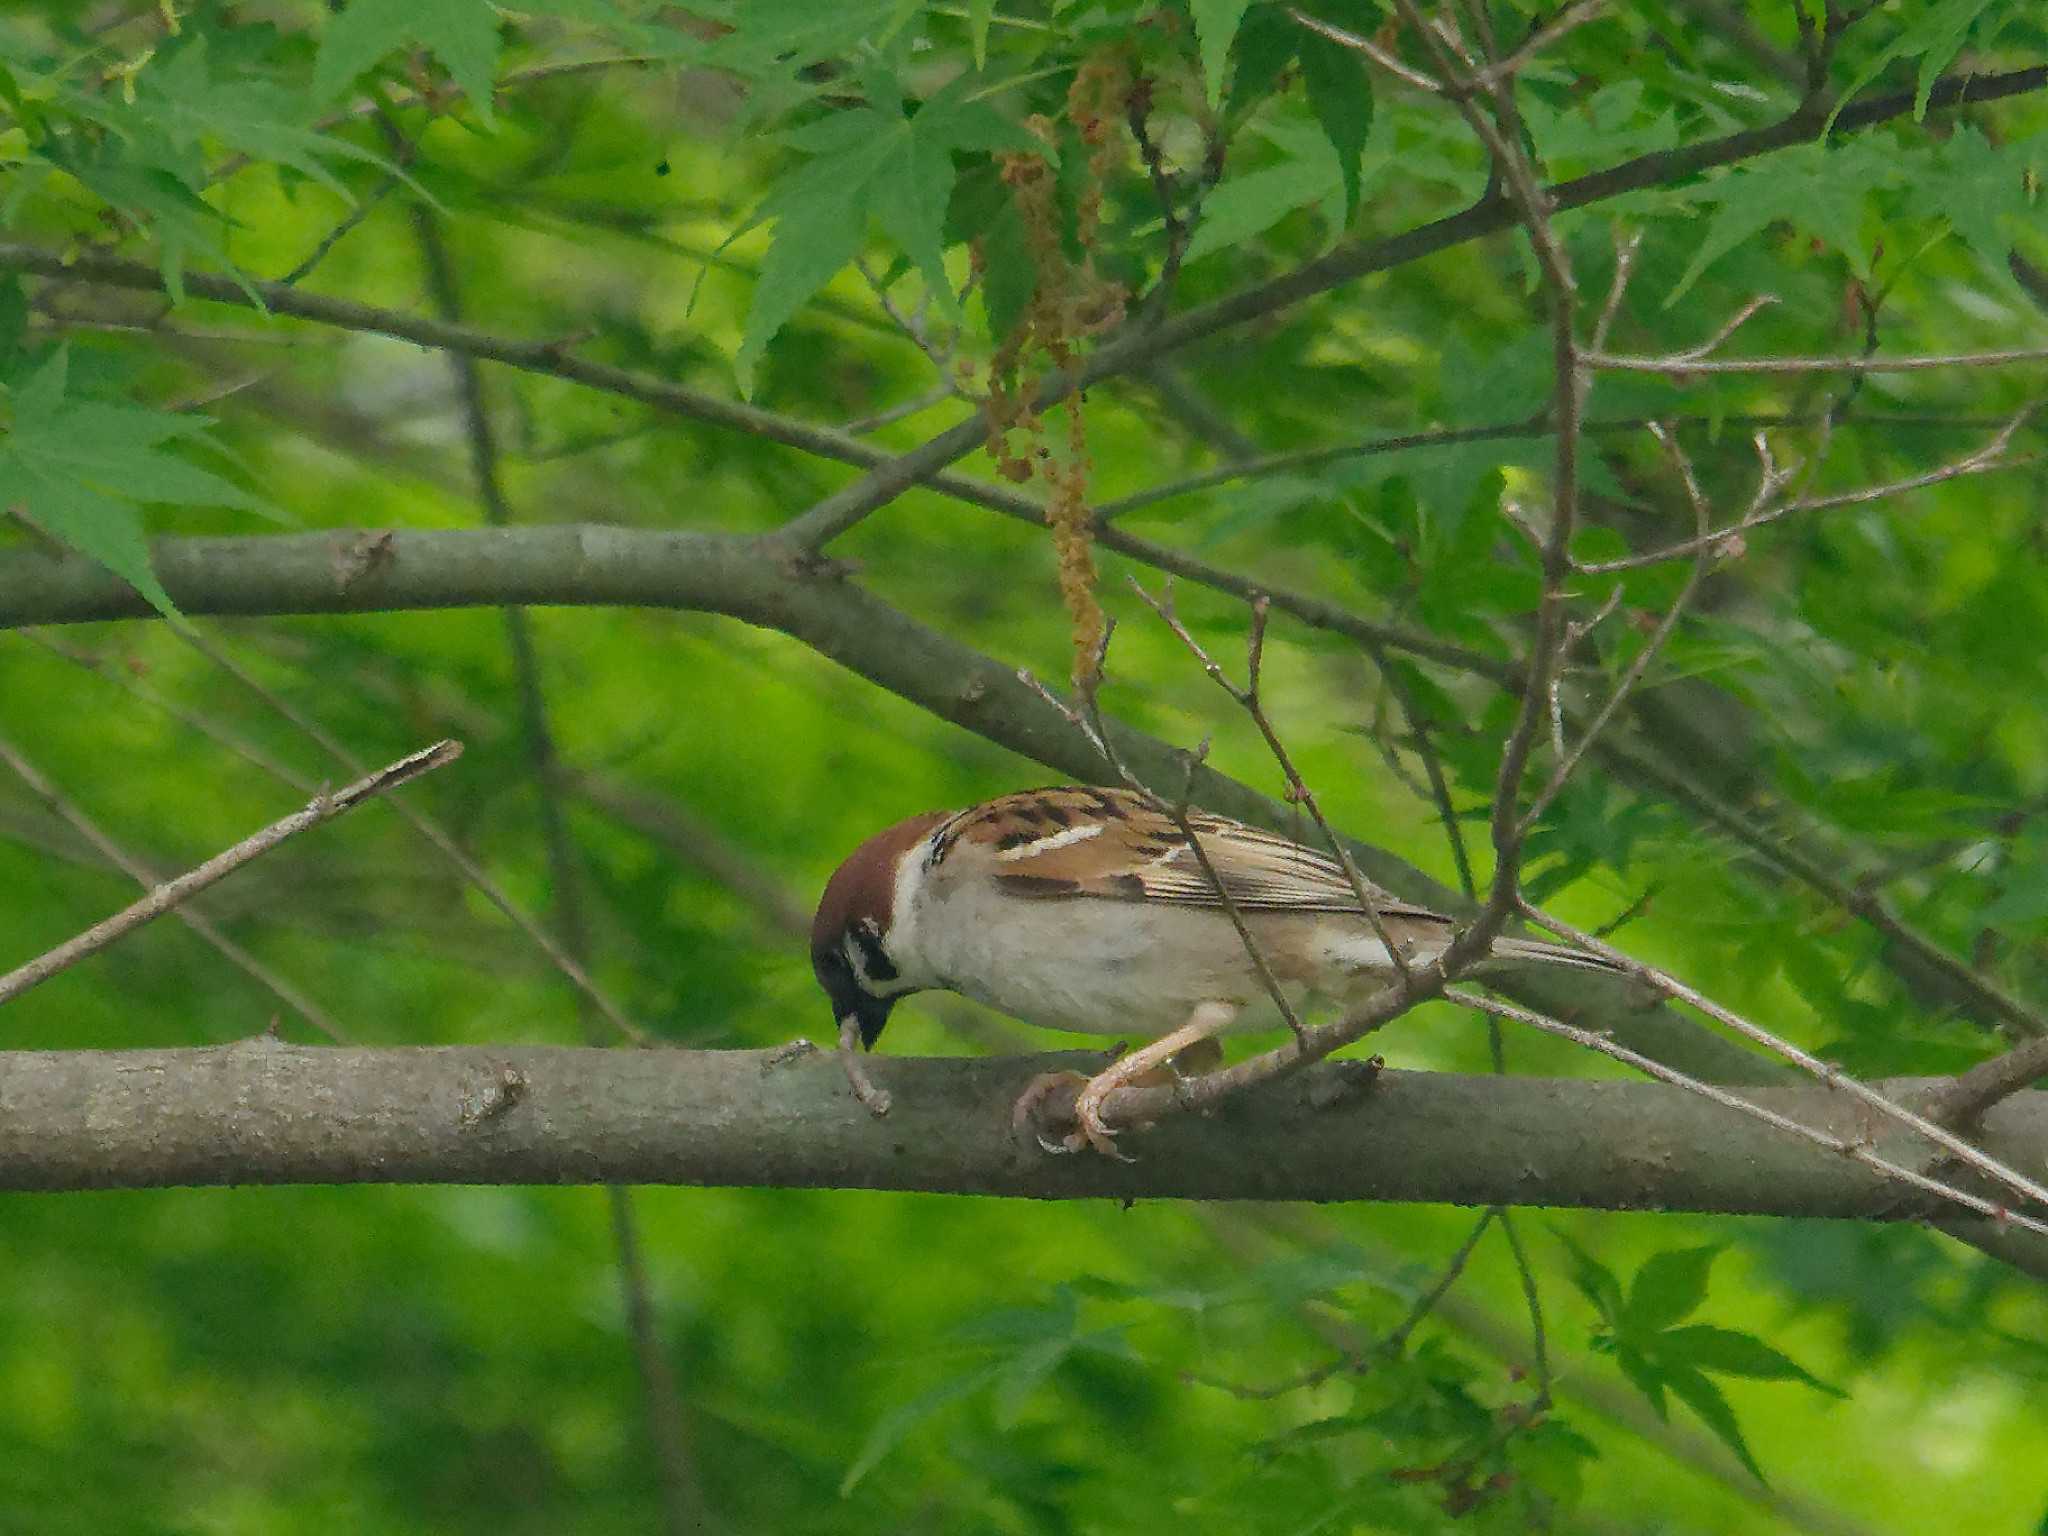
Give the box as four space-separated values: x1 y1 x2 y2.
1066 1001 1239 1159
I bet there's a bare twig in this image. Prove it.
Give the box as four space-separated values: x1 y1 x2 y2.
1132 580 1416 983
278 165 410 287
1524 423 1712 827
840 380 958 436
175 627 653 1046
1017 632 1311 1042
1922 1033 2048 1131
1514 906 2048 1218
1469 0 1608 90
1451 988 2048 1238
1577 410 2040 573
1591 229 1643 351
0 732 348 1041
1288 8 1445 94
1667 294 1781 363
1587 344 2048 375
0 739 460 1008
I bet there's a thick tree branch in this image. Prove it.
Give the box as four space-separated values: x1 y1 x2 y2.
0 1044 2039 1217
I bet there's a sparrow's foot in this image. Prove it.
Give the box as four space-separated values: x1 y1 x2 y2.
1011 1070 1090 1154
1071 1071 1138 1162
1015 1005 1242 1159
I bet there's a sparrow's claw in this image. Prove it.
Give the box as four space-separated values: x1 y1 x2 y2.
1012 1070 1089 1149
1071 1077 1137 1162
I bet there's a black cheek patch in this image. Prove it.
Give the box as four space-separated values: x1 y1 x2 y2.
850 925 899 983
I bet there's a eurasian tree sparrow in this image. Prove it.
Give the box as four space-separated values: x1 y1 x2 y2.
811 786 1618 1154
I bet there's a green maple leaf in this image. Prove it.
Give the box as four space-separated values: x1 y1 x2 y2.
1929 125 2041 282
0 350 272 619
313 0 502 126
734 78 1036 394
136 36 397 197
1189 0 1253 108
1665 142 1893 306
1829 0 2018 128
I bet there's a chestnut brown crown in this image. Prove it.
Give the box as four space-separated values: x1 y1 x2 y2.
810 810 950 1048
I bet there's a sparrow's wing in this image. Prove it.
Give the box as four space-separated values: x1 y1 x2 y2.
955 787 1448 922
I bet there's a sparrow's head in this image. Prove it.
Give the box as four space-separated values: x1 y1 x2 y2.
811 810 951 1049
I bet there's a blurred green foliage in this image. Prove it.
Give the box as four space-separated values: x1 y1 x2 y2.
0 1 2046 1532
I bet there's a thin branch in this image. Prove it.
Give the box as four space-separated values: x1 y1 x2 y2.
1289 8 1445 94
1587 344 2048 375
1513 906 2048 1219
1468 0 1608 90
1495 1208 1550 1403
1363 638 1479 901
1922 1033 2048 1132
1523 423 1712 828
174 627 654 1046
277 165 409 287
0 731 347 1041
1577 410 2041 573
1665 294 1781 362
1132 580 1416 983
0 739 460 1008
1450 989 2048 1238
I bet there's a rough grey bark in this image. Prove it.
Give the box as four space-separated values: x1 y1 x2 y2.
0 1042 2039 1220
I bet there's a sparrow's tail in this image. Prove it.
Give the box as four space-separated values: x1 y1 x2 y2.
1476 936 1626 975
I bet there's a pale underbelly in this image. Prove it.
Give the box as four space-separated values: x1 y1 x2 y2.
918 900 1395 1037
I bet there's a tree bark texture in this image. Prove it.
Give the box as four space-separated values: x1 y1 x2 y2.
2 1042 2039 1218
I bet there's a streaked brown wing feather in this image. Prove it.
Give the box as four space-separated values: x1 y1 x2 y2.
960 787 1446 922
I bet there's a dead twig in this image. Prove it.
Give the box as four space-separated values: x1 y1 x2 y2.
0 730 349 1041
1131 579 1417 984
0 739 460 1008
1524 422 1713 828
1587 344 2048 375
1018 622 1311 1043
1579 409 2039 573
1515 904 2048 1219
1452 987 2048 1238
1923 1033 2048 1132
